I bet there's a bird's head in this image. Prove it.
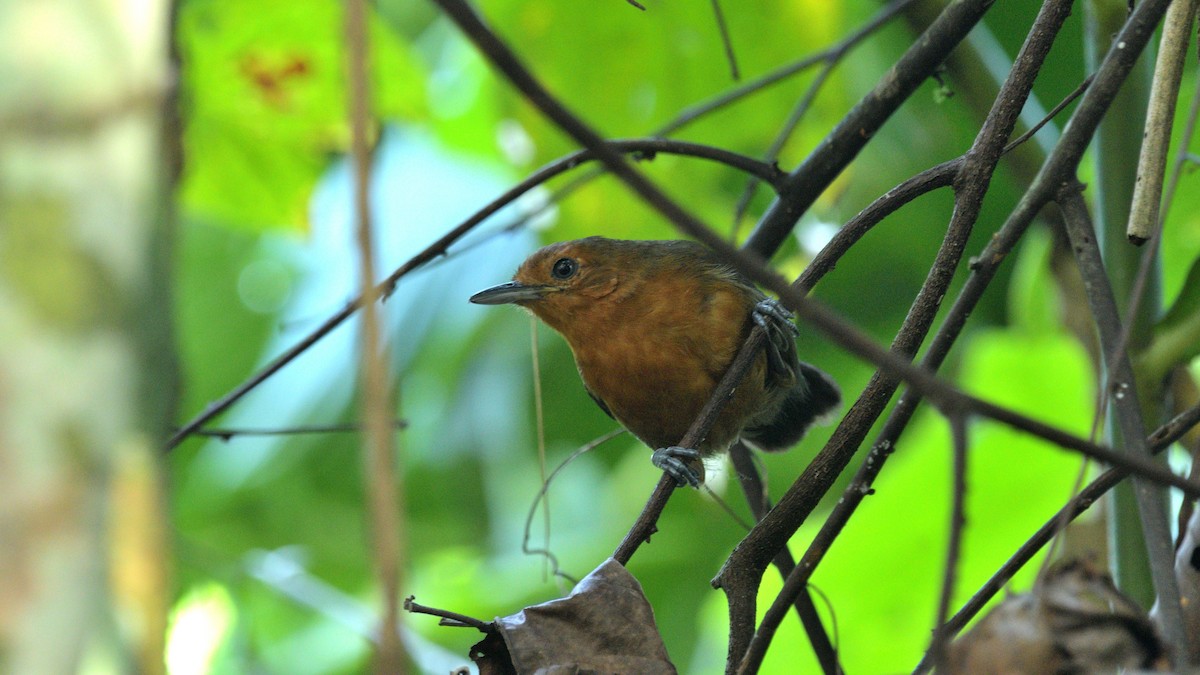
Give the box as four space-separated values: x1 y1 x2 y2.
469 237 629 333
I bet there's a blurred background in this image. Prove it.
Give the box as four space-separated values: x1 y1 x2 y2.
2 0 1199 672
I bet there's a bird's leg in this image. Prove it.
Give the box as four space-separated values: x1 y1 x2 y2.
753 299 800 381
651 446 703 487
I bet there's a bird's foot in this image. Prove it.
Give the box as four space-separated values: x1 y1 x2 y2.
753 298 800 337
651 446 703 488
753 299 800 381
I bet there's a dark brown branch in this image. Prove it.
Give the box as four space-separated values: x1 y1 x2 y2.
1056 186 1189 654
744 0 996 256
404 596 491 631
729 0 1146 666
729 444 841 675
613 328 768 564
928 413 968 671
1148 402 1200 450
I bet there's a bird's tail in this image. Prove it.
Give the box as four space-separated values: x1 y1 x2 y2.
742 363 841 452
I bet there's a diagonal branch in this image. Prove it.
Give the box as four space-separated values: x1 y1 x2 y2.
724 0 1175 668
913 401 1200 673
1056 186 1190 656
744 0 996 257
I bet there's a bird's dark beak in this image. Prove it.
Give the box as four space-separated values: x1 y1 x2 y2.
469 281 549 305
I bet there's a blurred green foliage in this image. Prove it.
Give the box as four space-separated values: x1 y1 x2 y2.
171 0 1200 672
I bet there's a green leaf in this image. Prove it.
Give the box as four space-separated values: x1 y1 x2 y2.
1142 254 1200 381
177 0 426 231
1159 253 1200 331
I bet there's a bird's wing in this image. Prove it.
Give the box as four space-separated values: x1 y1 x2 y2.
584 383 616 420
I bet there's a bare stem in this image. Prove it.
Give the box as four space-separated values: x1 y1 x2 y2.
346 0 405 670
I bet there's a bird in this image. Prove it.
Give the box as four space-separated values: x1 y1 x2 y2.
469 236 840 487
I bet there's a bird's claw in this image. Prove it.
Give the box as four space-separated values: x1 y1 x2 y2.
753 299 800 382
753 299 800 337
651 446 703 488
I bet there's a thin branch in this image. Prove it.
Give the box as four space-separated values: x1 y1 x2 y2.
928 413 968 672
191 421 406 440
912 402 1200 674
533 0 916 228
729 0 1168 666
346 0 405 668
1001 74 1093 154
744 0 996 256
729 443 842 675
404 597 491 631
1056 186 1188 654
731 62 834 234
658 0 916 136
523 429 625 583
1148 401 1200 450
1127 0 1199 243
794 159 959 293
613 326 769 564
710 0 739 80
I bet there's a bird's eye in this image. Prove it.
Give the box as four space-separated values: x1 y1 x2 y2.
551 257 578 280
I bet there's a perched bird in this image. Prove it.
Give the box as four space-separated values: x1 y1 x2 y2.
470 236 840 486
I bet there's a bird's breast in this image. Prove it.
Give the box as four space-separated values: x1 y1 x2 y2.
563 284 767 454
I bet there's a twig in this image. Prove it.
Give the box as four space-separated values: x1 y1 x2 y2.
912 402 1200 673
1056 186 1188 654
613 327 768 564
1127 0 1199 243
743 0 996 257
659 0 916 136
729 0 1170 667
523 429 625 583
404 597 491 631
729 443 842 675
1148 402 1200 450
191 421 406 440
530 316 551 581
731 63 834 235
345 0 405 668
928 413 968 671
794 159 959 293
1001 74 1093 154
710 0 739 80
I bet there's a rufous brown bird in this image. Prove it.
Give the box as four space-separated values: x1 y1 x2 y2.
470 236 840 486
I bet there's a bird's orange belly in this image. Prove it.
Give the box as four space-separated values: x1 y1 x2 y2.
575 339 751 454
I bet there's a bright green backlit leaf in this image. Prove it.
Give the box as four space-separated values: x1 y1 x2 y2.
1008 227 1058 335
